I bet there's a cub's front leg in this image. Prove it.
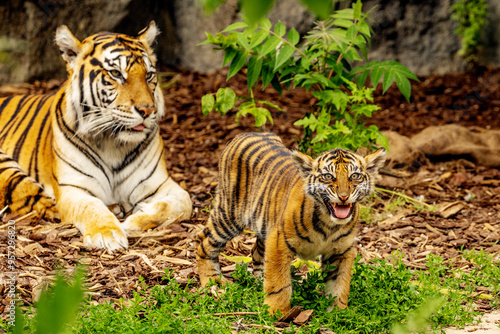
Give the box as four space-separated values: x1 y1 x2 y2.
322 246 356 311
56 187 128 251
263 228 294 314
121 176 192 233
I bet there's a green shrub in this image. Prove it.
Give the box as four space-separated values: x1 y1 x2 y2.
201 0 417 154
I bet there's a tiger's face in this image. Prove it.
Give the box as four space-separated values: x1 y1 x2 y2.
292 148 387 222
55 22 164 145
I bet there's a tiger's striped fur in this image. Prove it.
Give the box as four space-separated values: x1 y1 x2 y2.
196 132 386 314
0 22 192 250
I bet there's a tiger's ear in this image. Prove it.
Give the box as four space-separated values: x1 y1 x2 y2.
55 25 81 67
138 21 160 48
291 150 314 179
364 148 387 176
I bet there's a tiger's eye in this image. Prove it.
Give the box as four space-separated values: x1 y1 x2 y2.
350 172 361 180
108 70 122 78
321 173 335 181
146 71 156 81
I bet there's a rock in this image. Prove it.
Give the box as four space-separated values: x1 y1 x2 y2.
362 0 464 75
1 0 500 83
0 0 132 83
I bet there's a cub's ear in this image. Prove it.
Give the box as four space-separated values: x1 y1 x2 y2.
291 150 314 179
138 21 160 48
55 25 81 67
364 147 387 176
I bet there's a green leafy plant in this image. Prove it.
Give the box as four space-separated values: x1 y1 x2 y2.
201 0 418 154
290 264 335 311
451 0 489 63
12 267 86 334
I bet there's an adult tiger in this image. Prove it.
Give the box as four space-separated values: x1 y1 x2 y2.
196 132 386 314
0 22 192 251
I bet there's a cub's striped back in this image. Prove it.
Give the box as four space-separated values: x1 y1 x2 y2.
196 132 386 314
212 133 298 238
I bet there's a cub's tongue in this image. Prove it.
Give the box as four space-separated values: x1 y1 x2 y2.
334 204 351 219
133 124 145 131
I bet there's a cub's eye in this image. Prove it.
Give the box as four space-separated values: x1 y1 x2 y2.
146 71 156 82
108 70 122 79
321 173 335 181
350 172 361 180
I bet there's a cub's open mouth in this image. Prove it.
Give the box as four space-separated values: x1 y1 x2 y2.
325 202 352 219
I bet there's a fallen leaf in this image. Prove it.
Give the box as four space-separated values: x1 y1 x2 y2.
221 253 252 263
291 259 320 272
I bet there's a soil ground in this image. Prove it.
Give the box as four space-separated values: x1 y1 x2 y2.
0 66 499 331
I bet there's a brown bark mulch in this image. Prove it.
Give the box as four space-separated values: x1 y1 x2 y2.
1 66 499 317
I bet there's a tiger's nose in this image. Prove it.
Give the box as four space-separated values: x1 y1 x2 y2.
137 106 154 118
339 194 349 202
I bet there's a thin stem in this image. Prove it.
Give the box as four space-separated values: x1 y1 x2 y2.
376 187 435 211
335 19 358 66
184 312 259 321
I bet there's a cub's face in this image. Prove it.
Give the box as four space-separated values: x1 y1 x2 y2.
292 148 387 222
55 22 164 145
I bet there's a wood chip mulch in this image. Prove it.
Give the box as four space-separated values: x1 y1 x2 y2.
1 67 500 319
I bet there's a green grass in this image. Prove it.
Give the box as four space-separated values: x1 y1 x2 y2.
3 250 499 333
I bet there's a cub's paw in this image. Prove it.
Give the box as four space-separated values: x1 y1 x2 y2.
82 221 128 251
264 301 291 315
199 274 230 288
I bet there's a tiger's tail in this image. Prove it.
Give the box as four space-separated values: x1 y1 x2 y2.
0 150 57 220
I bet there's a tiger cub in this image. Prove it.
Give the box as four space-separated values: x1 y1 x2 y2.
196 132 386 314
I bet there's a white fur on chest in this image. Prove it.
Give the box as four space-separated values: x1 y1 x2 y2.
53 126 164 206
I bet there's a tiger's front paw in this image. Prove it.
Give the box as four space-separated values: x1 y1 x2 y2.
121 201 191 233
82 221 128 251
